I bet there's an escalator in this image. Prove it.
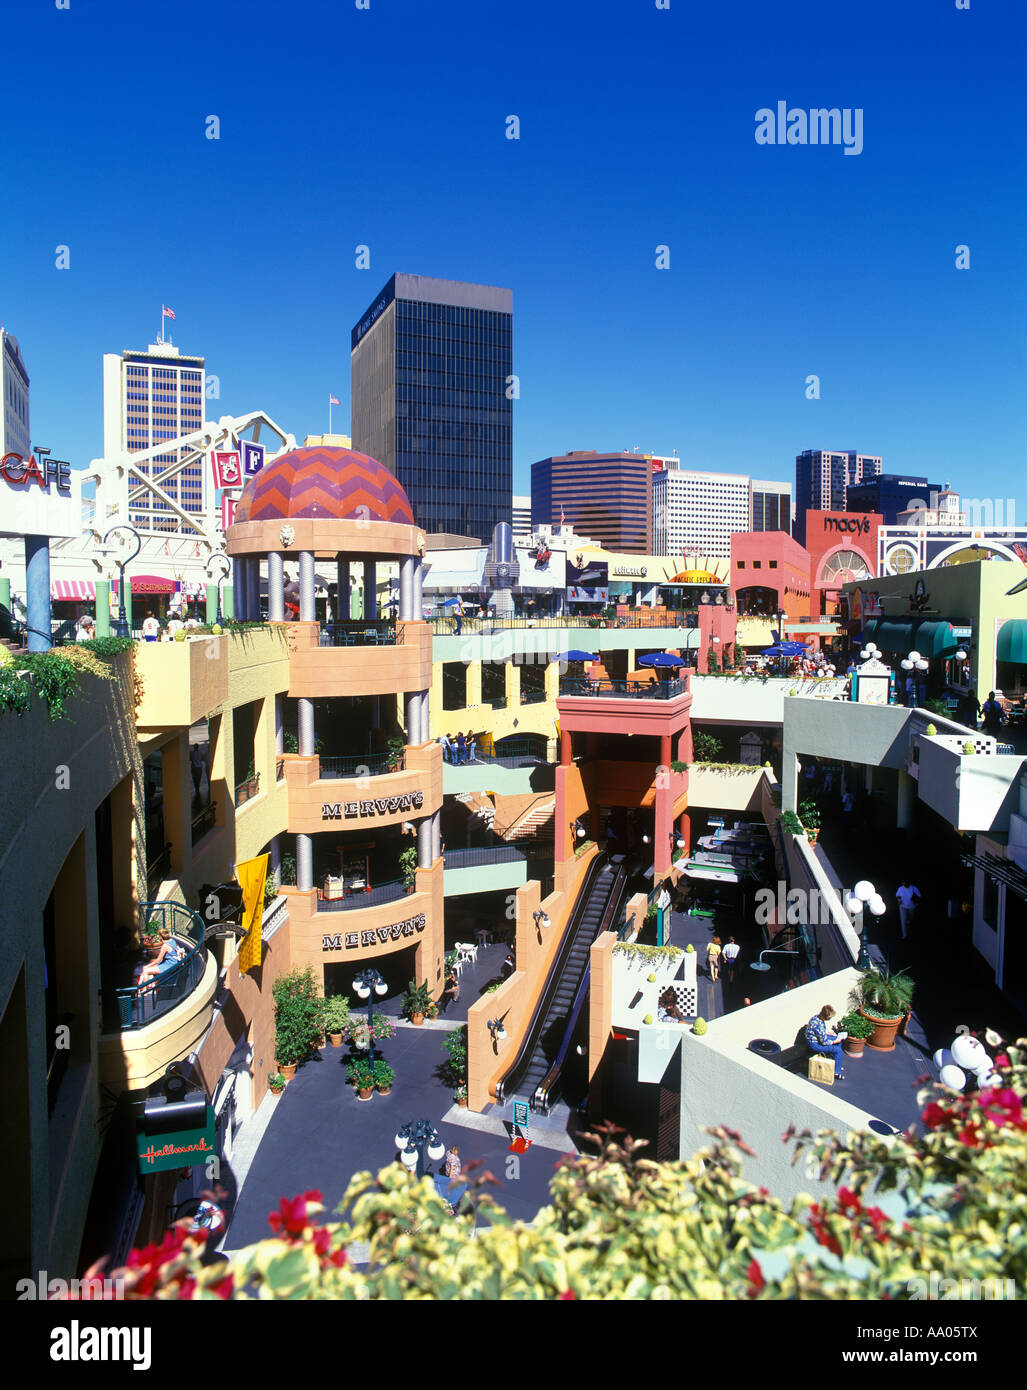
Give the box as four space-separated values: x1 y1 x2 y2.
496 854 629 1114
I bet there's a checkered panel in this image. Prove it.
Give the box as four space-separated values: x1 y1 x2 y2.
671 984 698 1018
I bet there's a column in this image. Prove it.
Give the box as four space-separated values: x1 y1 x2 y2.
400 555 414 621
205 584 217 624
419 690 431 742
677 811 691 857
405 692 421 746
432 811 441 861
677 725 693 765
223 583 235 619
336 556 350 621
418 816 432 869
296 833 313 892
561 728 572 765
25 535 51 651
298 698 315 757
413 557 424 620
465 660 482 711
275 695 284 756
249 557 261 619
268 552 285 622
94 580 111 637
234 559 247 620
506 659 521 707
362 558 376 619
660 733 672 770
299 550 316 622
270 835 281 892
0 577 9 617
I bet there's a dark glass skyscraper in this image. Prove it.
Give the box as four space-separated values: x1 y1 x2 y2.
351 273 513 539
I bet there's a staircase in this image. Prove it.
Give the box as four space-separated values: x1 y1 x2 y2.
495 794 555 842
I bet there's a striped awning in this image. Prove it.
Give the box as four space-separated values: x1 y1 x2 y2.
52 579 96 601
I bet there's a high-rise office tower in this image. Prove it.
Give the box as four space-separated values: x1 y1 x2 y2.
846 473 942 525
512 494 532 539
103 339 206 533
531 451 653 553
351 273 513 539
652 461 750 559
751 479 792 535
1 328 30 461
794 449 882 544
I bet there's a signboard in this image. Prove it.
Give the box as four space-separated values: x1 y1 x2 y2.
136 1107 216 1174
512 1099 530 1130
952 626 972 639
210 449 242 488
220 496 238 531
322 913 426 951
322 791 425 820
352 278 397 349
851 657 892 706
0 450 80 539
241 440 265 476
567 557 609 603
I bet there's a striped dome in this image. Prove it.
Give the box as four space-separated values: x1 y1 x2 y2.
234 446 415 525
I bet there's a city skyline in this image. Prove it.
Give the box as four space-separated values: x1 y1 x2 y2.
2 0 1024 510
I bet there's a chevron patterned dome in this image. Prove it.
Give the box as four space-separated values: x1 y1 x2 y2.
234 446 415 526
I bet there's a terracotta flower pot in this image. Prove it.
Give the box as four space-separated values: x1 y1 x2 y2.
457 1097 468 1108
860 1009 903 1052
843 1037 865 1058
410 1013 424 1026
329 1033 343 1047
375 1084 392 1096
357 1086 374 1101
279 1063 298 1081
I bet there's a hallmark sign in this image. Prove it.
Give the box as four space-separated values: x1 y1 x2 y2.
322 791 424 820
322 913 426 951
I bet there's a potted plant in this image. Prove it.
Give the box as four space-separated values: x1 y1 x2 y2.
799 798 821 845
402 979 433 1025
849 969 915 1052
399 846 419 894
323 994 351 1047
386 735 405 772
838 1011 874 1058
454 1083 468 1108
268 1072 286 1095
373 1059 395 1095
272 967 325 1077
346 1057 375 1101
141 932 162 959
370 1013 396 1041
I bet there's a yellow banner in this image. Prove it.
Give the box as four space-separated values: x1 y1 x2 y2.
235 853 269 975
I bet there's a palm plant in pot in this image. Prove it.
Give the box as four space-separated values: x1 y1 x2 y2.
399 846 419 894
849 968 915 1052
838 1011 874 1058
402 979 434 1024
324 994 351 1047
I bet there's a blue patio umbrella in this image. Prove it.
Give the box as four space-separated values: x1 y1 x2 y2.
637 652 686 668
551 650 597 662
441 598 460 607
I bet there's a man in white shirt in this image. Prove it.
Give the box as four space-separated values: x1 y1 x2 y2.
895 880 921 939
721 936 741 982
141 611 161 642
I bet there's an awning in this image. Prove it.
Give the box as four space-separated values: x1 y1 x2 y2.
997 619 1027 665
860 618 959 659
961 852 1027 900
52 579 96 601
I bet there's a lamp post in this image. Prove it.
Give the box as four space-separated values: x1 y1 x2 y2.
394 1119 445 1178
103 524 141 639
352 968 388 1068
532 909 550 931
486 1017 507 1052
901 650 929 708
206 552 231 626
569 819 587 845
750 947 800 973
844 880 887 969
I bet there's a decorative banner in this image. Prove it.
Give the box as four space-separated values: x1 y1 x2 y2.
236 853 269 975
211 449 242 488
221 496 238 531
566 558 609 603
242 440 265 476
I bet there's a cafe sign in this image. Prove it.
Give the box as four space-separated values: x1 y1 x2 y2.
322 913 426 951
0 449 80 539
322 791 424 820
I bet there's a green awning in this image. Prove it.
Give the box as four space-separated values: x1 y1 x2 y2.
861 618 959 659
997 619 1027 664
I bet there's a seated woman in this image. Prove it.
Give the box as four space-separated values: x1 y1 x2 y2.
137 925 188 993
658 988 684 1023
805 1004 846 1080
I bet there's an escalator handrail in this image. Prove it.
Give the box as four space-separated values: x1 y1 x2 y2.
533 861 629 1112
495 852 608 1105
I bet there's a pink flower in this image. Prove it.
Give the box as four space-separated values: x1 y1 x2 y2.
746 1259 765 1296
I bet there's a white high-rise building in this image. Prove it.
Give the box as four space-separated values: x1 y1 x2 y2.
102 339 206 533
512 494 531 538
1 329 30 461
652 462 752 559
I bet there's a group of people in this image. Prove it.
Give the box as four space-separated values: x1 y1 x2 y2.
73 608 205 643
440 732 478 764
704 935 741 984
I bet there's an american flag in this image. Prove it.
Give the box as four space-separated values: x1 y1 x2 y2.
162 305 175 320
329 395 340 406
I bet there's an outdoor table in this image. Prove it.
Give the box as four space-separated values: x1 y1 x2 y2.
475 928 494 947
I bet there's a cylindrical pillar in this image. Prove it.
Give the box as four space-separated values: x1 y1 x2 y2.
298 698 315 757
400 555 415 621
336 557 350 621
362 558 376 619
234 559 247 620
268 552 285 622
296 833 313 892
299 550 316 622
94 580 111 637
660 734 672 770
413 558 424 621
417 817 432 869
275 694 284 756
25 535 52 651
560 728 572 765
223 583 234 619
0 577 9 614
420 691 430 742
432 811 441 862
205 584 218 624
249 557 261 620
405 692 421 746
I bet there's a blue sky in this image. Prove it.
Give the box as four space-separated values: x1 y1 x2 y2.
2 0 1024 503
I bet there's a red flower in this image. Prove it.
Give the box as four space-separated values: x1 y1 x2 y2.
838 1187 862 1215
957 1123 982 1148
746 1259 765 1296
978 1088 1026 1130
864 1207 890 1240
558 1289 577 1300
921 1102 951 1130
269 1194 316 1238
210 1273 234 1300
994 1054 1010 1070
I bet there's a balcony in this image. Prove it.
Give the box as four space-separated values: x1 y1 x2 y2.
317 877 409 911
559 676 687 700
235 772 261 805
320 751 404 779
283 742 441 832
318 620 399 647
443 845 529 897
286 620 433 699
134 635 229 729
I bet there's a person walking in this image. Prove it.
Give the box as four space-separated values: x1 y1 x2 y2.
706 936 722 983
895 880 921 940
982 691 1005 734
960 689 981 728
806 1004 846 1080
454 599 463 636
455 731 467 765
189 742 206 798
721 936 741 983
440 969 460 1014
141 610 161 642
841 789 854 816
501 952 516 980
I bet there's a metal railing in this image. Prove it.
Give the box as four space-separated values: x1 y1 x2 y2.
316 878 410 911
519 689 547 705
113 902 207 1031
487 696 507 710
559 676 688 700
146 844 172 896
235 772 261 804
430 611 700 634
443 845 527 868
319 751 404 779
475 735 548 767
318 621 400 647
191 802 217 844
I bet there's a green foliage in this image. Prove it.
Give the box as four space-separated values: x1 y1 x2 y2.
925 698 951 716
924 723 938 737
346 1057 375 1090
849 968 915 1021
3 652 82 719
402 979 433 1019
323 995 351 1035
0 665 32 717
613 943 683 963
692 1018 708 1036
279 852 297 887
670 759 689 773
101 1038 1027 1300
573 837 596 858
386 735 406 770
780 810 803 836
372 1059 395 1089
963 741 976 756
643 1014 654 1025
272 968 326 1066
706 649 719 672
268 1073 285 1093
798 798 821 830
838 1012 874 1040
370 1013 396 1041
398 845 419 888
441 1026 468 1087
692 730 724 762
79 636 135 659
